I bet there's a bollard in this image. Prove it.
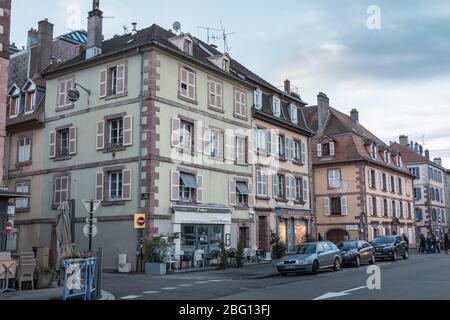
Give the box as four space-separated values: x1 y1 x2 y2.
95 247 103 299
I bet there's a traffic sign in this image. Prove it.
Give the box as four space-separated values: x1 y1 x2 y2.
5 222 14 235
134 214 146 229
82 200 101 214
83 224 98 238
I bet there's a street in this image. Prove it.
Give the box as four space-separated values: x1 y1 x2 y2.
103 253 450 300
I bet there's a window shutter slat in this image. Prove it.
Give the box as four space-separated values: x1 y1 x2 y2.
171 118 181 148
99 69 107 98
122 169 132 200
116 64 126 94
229 180 236 206
96 121 105 150
197 175 203 203
96 172 104 201
69 127 77 155
49 131 56 158
123 115 133 146
171 171 180 201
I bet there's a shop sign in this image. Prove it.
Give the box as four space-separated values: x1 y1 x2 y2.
346 225 359 231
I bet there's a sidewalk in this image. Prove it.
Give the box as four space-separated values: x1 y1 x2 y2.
0 287 115 300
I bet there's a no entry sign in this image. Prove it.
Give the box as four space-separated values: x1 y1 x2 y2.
5 222 14 235
134 214 146 229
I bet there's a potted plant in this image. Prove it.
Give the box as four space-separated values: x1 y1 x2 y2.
144 236 170 275
236 241 245 268
35 266 55 289
218 241 228 269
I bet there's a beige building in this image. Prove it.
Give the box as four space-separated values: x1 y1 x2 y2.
304 93 416 245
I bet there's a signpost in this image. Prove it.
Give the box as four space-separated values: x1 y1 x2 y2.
134 214 146 273
82 200 101 253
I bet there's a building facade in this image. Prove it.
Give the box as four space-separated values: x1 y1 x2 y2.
304 94 416 245
391 137 448 242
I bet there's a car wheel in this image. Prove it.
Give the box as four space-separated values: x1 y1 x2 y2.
355 255 361 268
311 260 319 275
392 250 398 261
369 254 376 265
403 250 409 260
333 258 341 271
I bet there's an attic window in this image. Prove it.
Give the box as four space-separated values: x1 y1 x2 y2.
289 105 298 124
370 144 377 159
183 39 193 55
272 97 281 117
9 95 20 118
222 58 230 72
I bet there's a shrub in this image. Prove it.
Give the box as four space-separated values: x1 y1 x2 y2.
218 241 228 269
236 241 245 268
271 230 286 260
143 236 170 263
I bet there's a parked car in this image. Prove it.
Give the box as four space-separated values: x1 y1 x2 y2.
370 236 409 261
276 242 342 276
337 240 376 267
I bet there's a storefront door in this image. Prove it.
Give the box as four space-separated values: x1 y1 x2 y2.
258 216 269 251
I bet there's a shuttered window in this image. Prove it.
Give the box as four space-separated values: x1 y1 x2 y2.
57 78 74 108
208 80 223 110
18 137 31 163
53 175 70 207
234 90 247 117
99 63 127 98
180 67 196 100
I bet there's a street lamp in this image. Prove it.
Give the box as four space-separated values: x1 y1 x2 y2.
67 83 91 104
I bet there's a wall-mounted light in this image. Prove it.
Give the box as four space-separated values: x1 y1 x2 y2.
67 83 92 104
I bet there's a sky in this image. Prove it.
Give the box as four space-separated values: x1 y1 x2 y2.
10 0 450 167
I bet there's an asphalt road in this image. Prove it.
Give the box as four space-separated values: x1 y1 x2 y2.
103 253 450 300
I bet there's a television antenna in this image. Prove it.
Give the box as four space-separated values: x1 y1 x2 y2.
123 25 128 34
211 21 234 54
198 26 220 44
173 21 182 35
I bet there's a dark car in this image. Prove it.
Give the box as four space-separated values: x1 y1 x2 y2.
337 240 376 267
371 236 409 261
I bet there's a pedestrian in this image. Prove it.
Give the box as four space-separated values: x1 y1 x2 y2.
431 233 440 254
402 233 409 252
318 233 323 241
419 234 427 254
444 233 449 254
427 234 433 254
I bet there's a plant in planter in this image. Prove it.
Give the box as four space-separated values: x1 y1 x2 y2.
144 236 170 275
236 241 245 268
271 230 286 260
35 266 55 289
218 241 228 269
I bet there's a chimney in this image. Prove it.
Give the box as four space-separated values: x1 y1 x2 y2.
27 28 39 48
350 108 359 124
284 79 291 95
131 22 138 35
425 149 430 160
414 142 419 154
86 0 103 59
399 135 408 147
419 145 423 155
317 92 330 132
434 158 442 167
37 18 54 72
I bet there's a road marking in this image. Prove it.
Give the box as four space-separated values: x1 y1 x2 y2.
210 279 227 282
195 281 211 284
143 291 160 294
120 295 141 300
161 287 179 290
178 284 195 287
313 286 367 301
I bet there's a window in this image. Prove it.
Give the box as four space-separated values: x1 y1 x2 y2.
9 95 20 118
392 200 396 217
222 58 229 72
409 167 420 178
383 199 388 217
18 137 31 163
59 129 70 157
399 202 404 218
256 128 266 152
53 175 69 207
328 169 341 189
254 90 262 110
208 80 223 110
414 187 422 200
272 97 281 117
210 129 223 158
100 65 126 98
57 78 74 108
183 39 192 55
398 178 402 194
15 182 30 210
180 121 193 151
109 118 123 147
294 140 301 162
294 177 303 201
236 182 250 207
432 208 437 222
318 142 334 157
278 135 285 158
274 174 285 199
180 67 196 100
384 151 390 164
256 169 268 197
110 66 118 95
236 137 246 163
370 144 377 159
390 176 395 193
430 188 435 201
369 170 376 189
382 173 387 191
179 173 198 202
407 203 412 219
290 105 298 124
371 197 377 216
330 197 342 216
234 90 247 117
25 91 36 114
436 189 440 202
109 171 123 200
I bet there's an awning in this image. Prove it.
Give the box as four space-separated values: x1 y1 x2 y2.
236 182 250 195
180 173 199 188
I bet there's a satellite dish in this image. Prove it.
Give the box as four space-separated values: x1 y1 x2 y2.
173 21 181 34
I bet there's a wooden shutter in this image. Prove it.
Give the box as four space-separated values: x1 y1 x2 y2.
54 177 61 205
341 196 348 216
171 171 180 201
123 115 133 146
203 128 212 155
248 182 254 206
317 143 322 157
171 118 181 148
197 175 203 203
96 121 105 150
216 83 223 108
301 142 306 163
188 71 195 99
225 131 235 161
247 137 254 165
285 175 291 200
99 69 107 98
116 64 126 94
367 170 372 188
324 197 330 216
49 131 56 158
218 132 224 158
122 169 132 200
369 196 373 215
285 138 290 160
273 174 279 199
96 172 104 201
328 171 333 189
303 179 309 203
229 180 237 206
195 121 204 153
69 127 77 155
58 81 66 107
330 142 335 156
65 80 73 106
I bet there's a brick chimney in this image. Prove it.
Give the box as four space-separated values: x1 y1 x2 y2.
399 135 408 146
350 108 359 124
86 0 103 59
27 28 39 48
425 149 430 160
317 92 330 132
284 79 291 95
28 18 54 78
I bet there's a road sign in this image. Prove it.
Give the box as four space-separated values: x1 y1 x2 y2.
83 224 98 238
134 214 146 229
7 206 15 216
5 222 14 235
82 200 101 214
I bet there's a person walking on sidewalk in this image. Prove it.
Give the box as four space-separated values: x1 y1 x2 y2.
431 233 440 254
427 234 433 254
444 233 449 254
402 233 410 252
419 234 427 254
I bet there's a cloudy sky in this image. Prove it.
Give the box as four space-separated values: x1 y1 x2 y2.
10 0 450 167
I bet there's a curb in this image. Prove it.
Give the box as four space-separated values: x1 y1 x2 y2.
97 290 115 300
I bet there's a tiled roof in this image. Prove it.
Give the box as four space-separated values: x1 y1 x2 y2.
390 142 430 163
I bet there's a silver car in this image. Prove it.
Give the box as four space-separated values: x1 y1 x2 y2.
277 241 342 276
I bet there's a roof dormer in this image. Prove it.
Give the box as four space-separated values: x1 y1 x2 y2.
208 53 231 72
168 34 194 56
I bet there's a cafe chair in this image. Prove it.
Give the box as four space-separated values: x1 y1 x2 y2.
194 250 205 268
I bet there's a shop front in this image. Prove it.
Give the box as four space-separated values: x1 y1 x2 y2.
171 204 232 255
275 207 313 253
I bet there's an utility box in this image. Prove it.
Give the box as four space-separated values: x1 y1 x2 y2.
33 247 50 268
118 254 131 273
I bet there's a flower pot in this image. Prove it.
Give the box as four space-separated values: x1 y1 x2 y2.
145 262 167 276
37 272 53 289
